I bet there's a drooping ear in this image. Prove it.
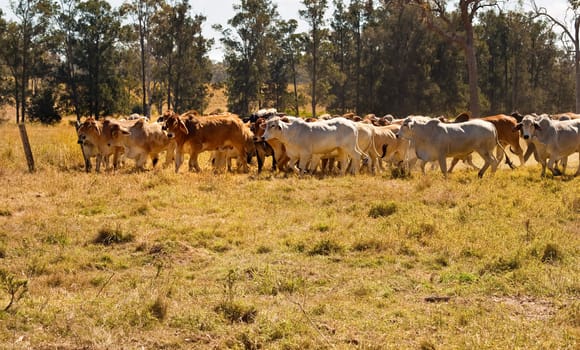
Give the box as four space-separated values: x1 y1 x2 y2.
178 119 189 135
533 122 541 130
110 124 130 138
513 123 522 131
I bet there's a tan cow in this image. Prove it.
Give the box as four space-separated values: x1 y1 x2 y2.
76 117 129 172
106 118 175 171
161 110 252 173
210 122 256 172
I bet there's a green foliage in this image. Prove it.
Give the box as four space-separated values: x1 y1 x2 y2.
27 88 61 124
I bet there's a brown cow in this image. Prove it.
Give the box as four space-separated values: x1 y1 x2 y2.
161 110 252 173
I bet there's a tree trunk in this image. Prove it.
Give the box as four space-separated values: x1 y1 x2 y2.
574 17 580 113
311 20 318 118
464 21 480 117
576 51 580 113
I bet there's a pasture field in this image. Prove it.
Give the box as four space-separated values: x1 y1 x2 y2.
0 119 578 349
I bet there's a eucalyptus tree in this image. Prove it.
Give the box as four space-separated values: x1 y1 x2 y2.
415 0 500 117
532 0 580 112
477 10 564 114
151 0 212 113
75 0 122 118
215 0 280 115
300 0 329 117
278 19 303 116
0 0 54 123
328 0 353 114
119 0 162 117
0 10 10 107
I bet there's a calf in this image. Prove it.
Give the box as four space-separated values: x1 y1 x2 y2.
107 118 175 171
76 117 129 172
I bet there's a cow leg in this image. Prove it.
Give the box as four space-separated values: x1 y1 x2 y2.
448 158 460 173
151 153 160 168
256 147 265 173
574 155 580 177
511 141 525 166
298 154 311 175
236 146 249 173
95 155 102 173
464 154 479 170
348 151 361 175
337 152 349 176
438 157 448 178
175 149 184 173
189 153 201 172
477 152 494 178
164 142 176 168
309 155 322 174
547 158 561 176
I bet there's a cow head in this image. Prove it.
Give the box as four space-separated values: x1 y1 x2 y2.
263 117 285 141
161 112 188 138
104 120 131 147
397 117 415 139
518 115 541 140
77 117 101 145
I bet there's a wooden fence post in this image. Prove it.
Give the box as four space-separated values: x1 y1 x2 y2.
18 123 35 173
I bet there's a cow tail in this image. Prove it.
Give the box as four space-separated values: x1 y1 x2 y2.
381 144 388 158
497 141 515 169
354 130 370 162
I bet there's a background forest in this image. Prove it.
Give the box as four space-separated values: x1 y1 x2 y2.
0 0 577 123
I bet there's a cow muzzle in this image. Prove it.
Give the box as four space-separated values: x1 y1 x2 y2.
523 134 530 140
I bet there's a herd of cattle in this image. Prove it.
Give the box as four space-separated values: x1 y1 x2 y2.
74 109 580 178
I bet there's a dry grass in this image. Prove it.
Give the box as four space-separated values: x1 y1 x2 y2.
0 118 578 349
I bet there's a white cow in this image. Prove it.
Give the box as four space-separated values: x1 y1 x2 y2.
262 117 367 176
517 114 580 176
397 117 509 178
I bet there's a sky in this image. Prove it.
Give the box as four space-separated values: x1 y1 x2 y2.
0 0 573 61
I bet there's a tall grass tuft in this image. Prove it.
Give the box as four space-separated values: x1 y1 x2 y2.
541 243 563 264
368 201 397 218
93 226 135 245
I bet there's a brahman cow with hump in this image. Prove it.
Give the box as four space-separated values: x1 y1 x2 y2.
106 118 175 171
262 117 367 176
452 112 525 166
161 110 252 173
397 116 512 178
76 117 130 172
515 114 580 176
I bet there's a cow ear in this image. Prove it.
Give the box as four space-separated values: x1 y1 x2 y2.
179 119 189 134
513 123 522 131
533 122 541 130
